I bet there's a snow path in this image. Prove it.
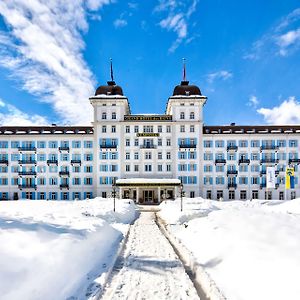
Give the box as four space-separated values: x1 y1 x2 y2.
101 212 200 300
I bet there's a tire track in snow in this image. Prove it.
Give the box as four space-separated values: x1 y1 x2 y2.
100 211 200 300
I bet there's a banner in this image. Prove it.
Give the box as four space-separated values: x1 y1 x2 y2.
285 167 295 189
266 167 276 189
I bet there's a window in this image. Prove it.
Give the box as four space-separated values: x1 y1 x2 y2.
37 141 46 148
252 177 259 185
279 191 284 200
190 152 196 159
166 139 171 146
158 164 163 172
252 190 259 199
126 139 130 147
229 191 235 200
143 126 153 133
180 125 185 132
73 166 80 172
125 152 130 160
240 190 247 200
190 125 195 132
134 165 139 172
289 140 297 147
49 177 57 185
158 139 162 146
111 125 116 133
291 191 296 200
111 153 117 160
72 141 81 148
134 139 139 146
125 126 130 133
239 140 248 147
134 152 139 160
166 164 171 172
204 140 213 148
215 140 224 148
145 152 152 160
206 190 212 199
277 140 285 147
111 164 118 172
85 166 93 173
239 177 248 184
180 112 185 119
73 178 80 185
102 126 106 133
112 112 116 119
145 164 152 172
49 141 57 148
190 112 195 119
84 141 93 148
166 152 171 160
166 126 171 133
158 152 162 159
125 165 130 172
217 190 223 200
102 112 107 119
251 140 259 147
102 192 107 198
134 126 139 133
190 191 195 198
158 126 162 133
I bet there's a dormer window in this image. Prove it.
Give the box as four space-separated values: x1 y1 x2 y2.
112 103 116 106
185 91 190 96
107 92 111 95
102 103 106 106
180 103 185 106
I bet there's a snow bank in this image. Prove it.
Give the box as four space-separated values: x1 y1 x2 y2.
159 198 300 300
0 198 137 300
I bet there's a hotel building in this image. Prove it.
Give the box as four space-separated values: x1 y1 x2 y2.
0 76 299 202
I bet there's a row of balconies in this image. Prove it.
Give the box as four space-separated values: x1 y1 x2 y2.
215 158 300 165
17 184 70 190
17 171 70 177
16 159 82 165
223 145 281 152
17 146 70 152
227 183 280 189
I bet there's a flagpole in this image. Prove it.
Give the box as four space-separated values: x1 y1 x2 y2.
182 58 186 81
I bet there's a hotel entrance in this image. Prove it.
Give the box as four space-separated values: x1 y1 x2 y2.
115 178 181 205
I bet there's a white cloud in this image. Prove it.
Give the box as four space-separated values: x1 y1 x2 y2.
245 8 300 59
0 98 49 125
0 0 113 125
114 18 128 28
257 97 300 124
207 70 233 83
155 0 198 52
247 95 259 108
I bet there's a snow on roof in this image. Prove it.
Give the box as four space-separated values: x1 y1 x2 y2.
116 178 181 186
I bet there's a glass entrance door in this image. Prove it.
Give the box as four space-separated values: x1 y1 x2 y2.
144 190 153 203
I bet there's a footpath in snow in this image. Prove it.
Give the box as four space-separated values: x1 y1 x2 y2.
101 211 199 300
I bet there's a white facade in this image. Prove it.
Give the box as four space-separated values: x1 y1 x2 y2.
0 80 299 202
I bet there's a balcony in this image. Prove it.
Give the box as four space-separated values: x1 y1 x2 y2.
227 170 238 176
47 159 58 165
260 183 266 189
228 183 237 189
260 145 279 151
59 146 70 152
18 184 37 190
215 159 226 165
18 146 36 152
140 145 157 149
0 159 8 165
71 160 81 165
179 144 197 149
18 160 36 165
260 170 279 176
59 171 70 176
260 159 279 164
227 145 238 151
60 184 69 189
18 171 37 177
239 159 250 164
100 144 117 149
289 158 300 165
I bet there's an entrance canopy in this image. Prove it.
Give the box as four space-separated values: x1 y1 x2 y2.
115 178 181 187
115 178 181 204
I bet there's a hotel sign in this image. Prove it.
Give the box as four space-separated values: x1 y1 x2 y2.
124 115 172 121
136 133 159 137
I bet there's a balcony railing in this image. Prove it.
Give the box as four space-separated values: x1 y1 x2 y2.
59 146 69 152
18 147 36 152
238 159 250 164
179 144 197 149
140 145 157 149
260 170 279 176
228 183 237 189
47 159 58 165
59 171 70 176
260 159 279 164
289 158 300 164
18 160 36 165
18 171 37 176
0 159 8 165
60 184 69 189
215 159 226 164
71 160 81 165
227 145 238 151
18 184 37 189
260 145 279 151
100 144 117 149
227 170 238 176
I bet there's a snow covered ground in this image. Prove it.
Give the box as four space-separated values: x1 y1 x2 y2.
159 198 300 300
0 198 137 300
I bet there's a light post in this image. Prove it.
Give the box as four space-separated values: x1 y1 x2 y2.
112 179 117 212
180 181 184 212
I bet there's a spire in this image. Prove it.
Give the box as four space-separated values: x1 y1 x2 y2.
110 58 114 82
182 58 186 81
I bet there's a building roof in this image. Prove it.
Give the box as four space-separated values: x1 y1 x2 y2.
95 81 123 96
173 81 202 96
0 126 94 135
203 125 300 135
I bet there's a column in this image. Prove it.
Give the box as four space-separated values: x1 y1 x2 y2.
136 187 140 203
158 186 161 203
119 187 122 200
173 187 176 200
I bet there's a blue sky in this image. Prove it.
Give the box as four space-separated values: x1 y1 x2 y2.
0 0 300 126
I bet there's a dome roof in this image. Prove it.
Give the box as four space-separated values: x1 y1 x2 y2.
95 81 123 96
173 81 201 96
